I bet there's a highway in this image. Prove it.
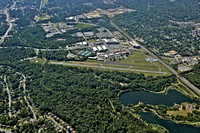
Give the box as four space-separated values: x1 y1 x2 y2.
110 21 200 95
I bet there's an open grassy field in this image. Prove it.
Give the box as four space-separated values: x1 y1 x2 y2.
34 58 46 64
167 110 190 117
155 62 172 76
75 23 95 30
87 39 97 43
115 51 160 70
35 13 51 21
42 0 48 8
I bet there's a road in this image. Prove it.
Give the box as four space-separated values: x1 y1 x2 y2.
0 46 69 52
46 116 66 131
0 1 16 44
21 73 37 120
110 21 200 95
50 61 167 74
4 76 12 117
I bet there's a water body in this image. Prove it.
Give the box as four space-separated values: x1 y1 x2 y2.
139 112 200 133
119 89 200 132
119 89 198 106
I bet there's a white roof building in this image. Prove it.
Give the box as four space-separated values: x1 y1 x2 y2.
97 46 102 51
93 47 98 52
102 45 107 50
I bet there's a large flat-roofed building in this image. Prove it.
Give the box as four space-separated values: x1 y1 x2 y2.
93 47 98 52
97 46 103 51
130 41 140 48
83 32 94 37
102 45 107 50
94 39 103 45
71 32 84 37
96 32 112 38
103 38 119 44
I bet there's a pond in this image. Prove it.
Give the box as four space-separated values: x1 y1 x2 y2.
119 89 198 106
119 89 200 132
139 112 200 133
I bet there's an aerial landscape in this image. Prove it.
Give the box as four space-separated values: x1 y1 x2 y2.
0 0 200 132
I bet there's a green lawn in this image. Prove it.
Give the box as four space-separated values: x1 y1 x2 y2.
115 51 158 69
167 110 189 117
36 13 51 21
34 58 46 64
115 51 172 76
87 39 97 43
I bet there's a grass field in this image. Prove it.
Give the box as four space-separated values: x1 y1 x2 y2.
161 58 171 66
75 23 95 30
34 58 46 64
167 110 189 117
35 14 51 22
115 51 159 69
87 39 97 43
155 62 172 76
42 0 48 8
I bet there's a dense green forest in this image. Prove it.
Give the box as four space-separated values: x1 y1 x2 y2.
0 48 36 62
10 61 176 132
38 50 69 61
0 0 12 9
0 47 178 132
0 14 8 36
183 63 200 88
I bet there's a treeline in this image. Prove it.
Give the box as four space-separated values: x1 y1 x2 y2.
11 61 176 132
0 48 36 63
38 50 69 61
183 63 200 88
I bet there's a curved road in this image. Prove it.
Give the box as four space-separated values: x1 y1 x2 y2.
110 21 200 95
0 1 16 44
21 74 37 120
4 76 12 117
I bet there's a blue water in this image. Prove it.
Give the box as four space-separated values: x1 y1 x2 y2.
119 89 200 132
119 89 198 106
139 112 200 133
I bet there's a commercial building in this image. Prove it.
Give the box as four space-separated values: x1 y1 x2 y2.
103 38 119 44
83 32 94 37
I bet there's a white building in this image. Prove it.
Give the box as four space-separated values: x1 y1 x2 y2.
97 46 103 51
93 47 98 52
102 45 107 50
